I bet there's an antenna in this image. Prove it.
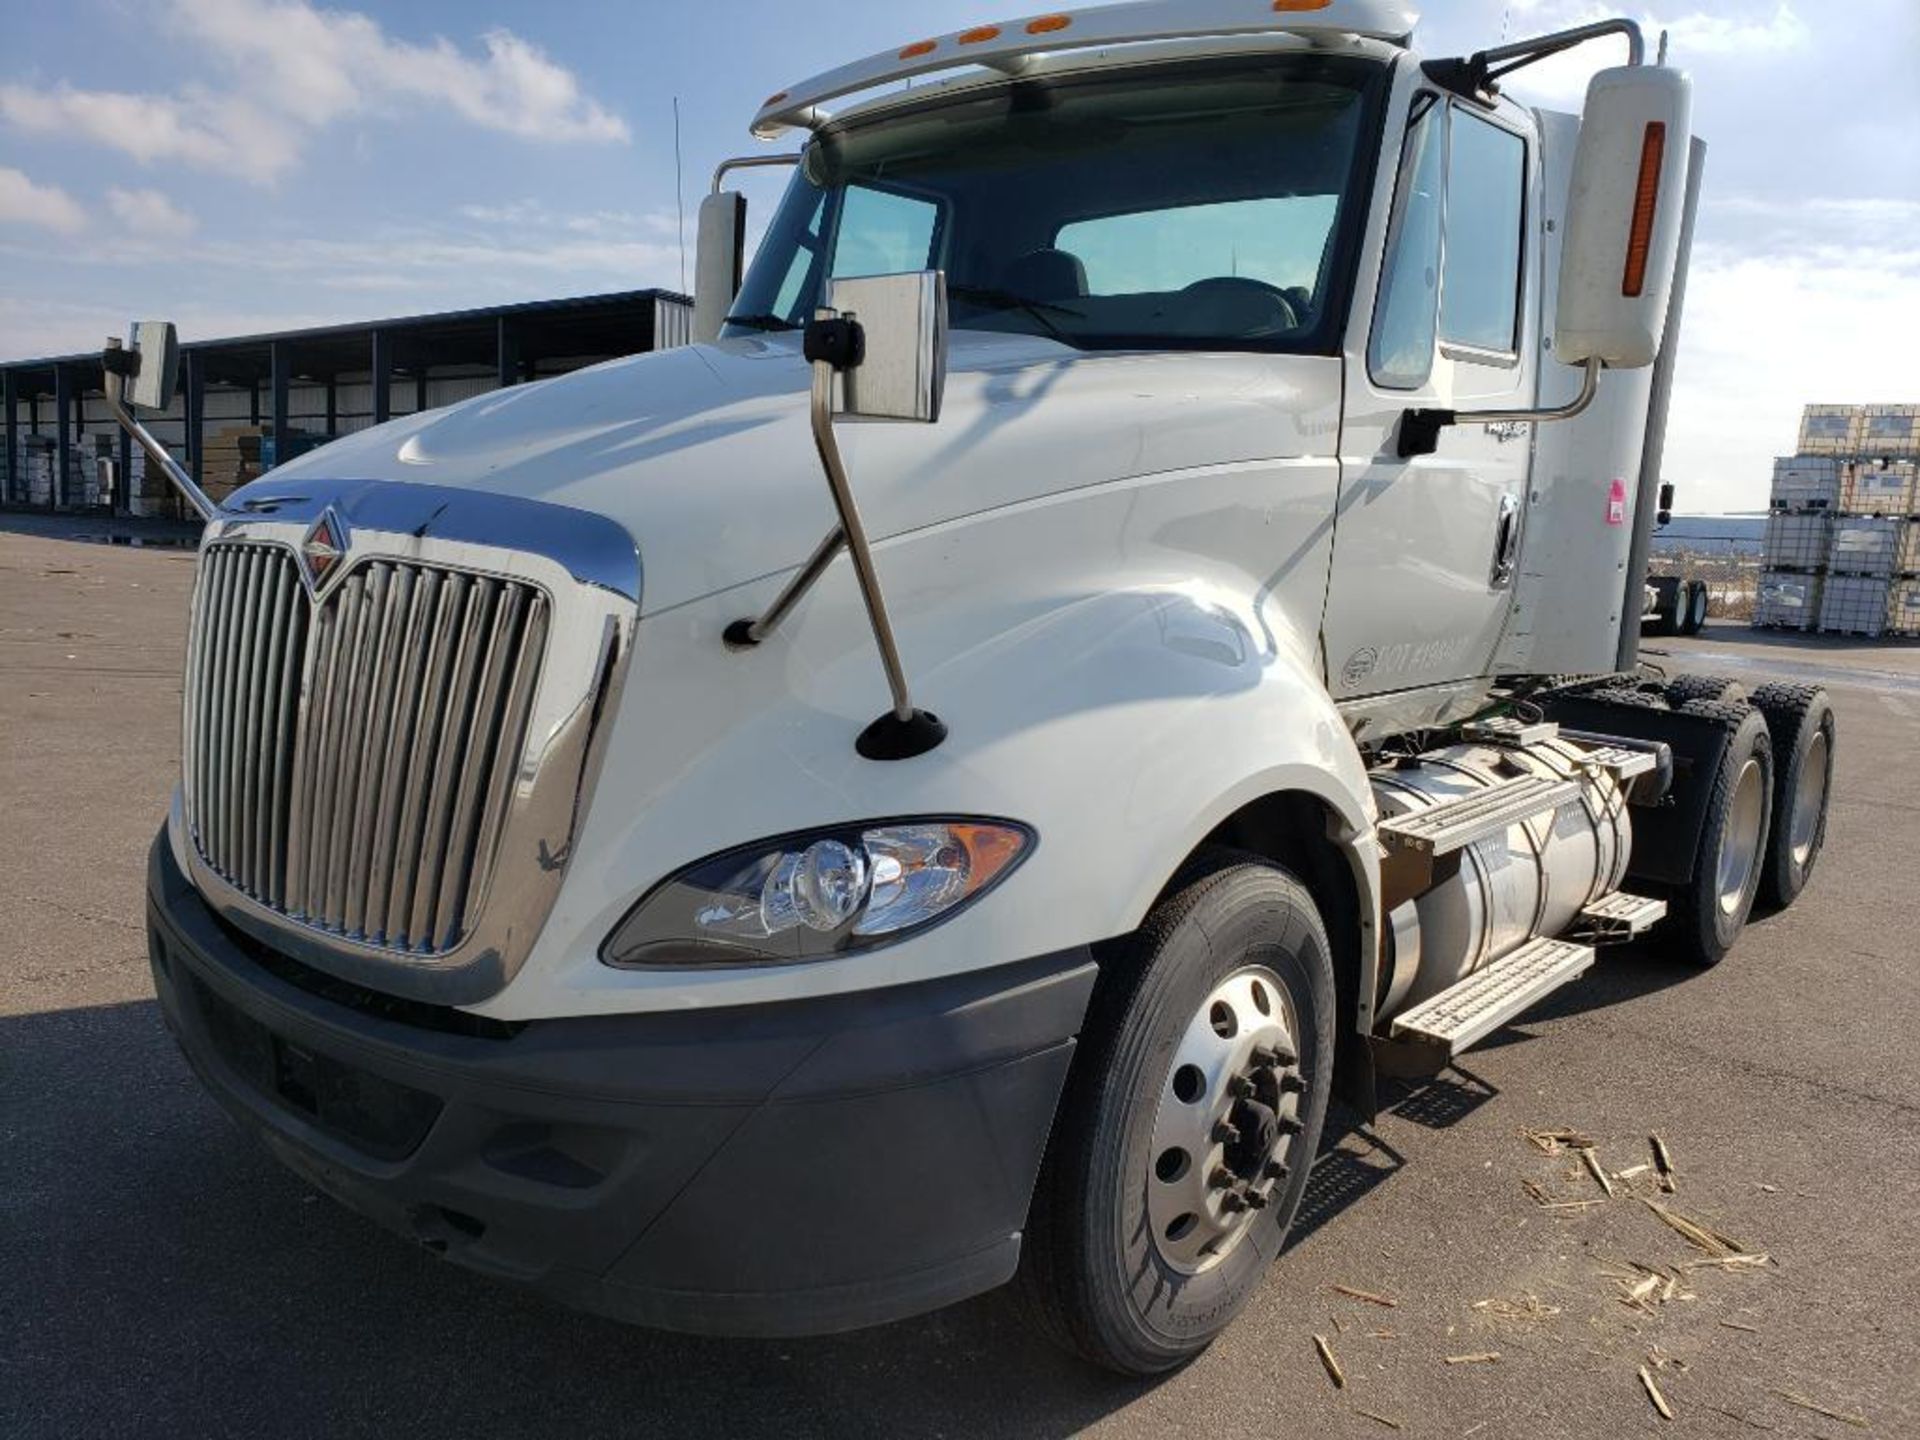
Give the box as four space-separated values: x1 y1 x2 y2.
673 96 687 294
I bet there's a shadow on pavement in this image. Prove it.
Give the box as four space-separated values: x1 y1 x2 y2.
0 997 1381 1438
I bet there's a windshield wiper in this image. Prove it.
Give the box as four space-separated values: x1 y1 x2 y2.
725 313 802 333
946 285 1083 343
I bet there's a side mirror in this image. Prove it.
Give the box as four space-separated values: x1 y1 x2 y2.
1555 64 1693 371
822 271 948 424
692 191 747 344
1657 481 1676 528
126 321 180 411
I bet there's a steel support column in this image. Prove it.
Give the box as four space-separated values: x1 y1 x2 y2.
496 317 520 390
269 339 290 466
185 350 205 486
2 369 16 506
325 376 337 437
371 329 392 425
54 365 72 510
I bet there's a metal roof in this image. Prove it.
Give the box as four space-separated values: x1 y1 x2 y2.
2 288 692 395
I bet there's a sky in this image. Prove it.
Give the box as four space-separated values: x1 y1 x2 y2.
1 0 1916 512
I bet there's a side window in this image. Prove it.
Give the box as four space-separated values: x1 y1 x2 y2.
1441 110 1526 355
1368 100 1444 390
830 184 939 280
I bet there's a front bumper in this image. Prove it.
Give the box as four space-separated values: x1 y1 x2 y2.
147 832 1096 1336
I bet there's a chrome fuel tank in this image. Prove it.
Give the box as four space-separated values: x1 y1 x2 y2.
1373 740 1632 1017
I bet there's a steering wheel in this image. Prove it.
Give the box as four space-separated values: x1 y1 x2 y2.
1179 276 1301 334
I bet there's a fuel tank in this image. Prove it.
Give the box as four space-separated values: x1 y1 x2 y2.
1373 740 1632 1017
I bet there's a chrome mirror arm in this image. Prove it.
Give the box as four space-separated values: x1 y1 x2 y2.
102 337 220 522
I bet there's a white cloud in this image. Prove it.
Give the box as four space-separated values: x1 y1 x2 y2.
1501 2 1812 103
105 187 199 240
0 0 626 189
0 83 301 184
0 166 86 234
169 0 629 143
1665 231 1920 512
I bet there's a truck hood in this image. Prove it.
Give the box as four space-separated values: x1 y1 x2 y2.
266 331 1341 616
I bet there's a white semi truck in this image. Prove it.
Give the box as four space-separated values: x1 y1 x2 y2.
113 0 1839 1376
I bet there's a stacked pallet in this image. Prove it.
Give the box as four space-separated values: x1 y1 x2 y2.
202 425 320 502
1755 405 1920 638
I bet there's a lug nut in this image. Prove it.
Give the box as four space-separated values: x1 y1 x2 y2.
1276 1116 1303 1137
1227 1076 1254 1099
1279 1073 1307 1096
1244 1190 1270 1211
1263 1161 1290 1182
1212 1121 1241 1145
1221 1192 1248 1213
1208 1167 1236 1191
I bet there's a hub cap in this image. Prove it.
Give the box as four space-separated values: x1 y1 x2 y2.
1146 965 1305 1274
1790 730 1830 867
1717 757 1766 917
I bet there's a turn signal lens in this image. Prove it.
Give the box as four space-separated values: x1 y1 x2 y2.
602 820 1034 969
958 25 1003 44
1622 121 1667 298
899 40 938 59
1026 14 1073 34
1273 0 1334 11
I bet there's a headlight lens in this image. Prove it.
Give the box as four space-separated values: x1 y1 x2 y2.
602 820 1033 969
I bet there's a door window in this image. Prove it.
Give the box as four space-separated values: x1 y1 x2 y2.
1368 100 1444 389
1368 99 1529 387
1441 110 1526 355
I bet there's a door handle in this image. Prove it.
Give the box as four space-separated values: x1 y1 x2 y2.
1490 492 1522 588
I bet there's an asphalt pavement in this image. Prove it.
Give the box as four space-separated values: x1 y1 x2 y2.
4 525 1916 1439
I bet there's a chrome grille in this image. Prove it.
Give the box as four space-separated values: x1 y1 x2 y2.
185 544 550 955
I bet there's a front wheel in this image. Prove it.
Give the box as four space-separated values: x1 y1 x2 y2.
1016 857 1335 1375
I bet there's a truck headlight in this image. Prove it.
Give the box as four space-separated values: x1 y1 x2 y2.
601 820 1033 969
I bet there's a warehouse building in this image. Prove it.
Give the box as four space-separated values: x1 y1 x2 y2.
1 289 692 519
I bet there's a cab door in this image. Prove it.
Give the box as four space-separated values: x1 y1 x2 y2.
1322 95 1539 700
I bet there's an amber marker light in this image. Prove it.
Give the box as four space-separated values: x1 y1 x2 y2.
1622 122 1668 298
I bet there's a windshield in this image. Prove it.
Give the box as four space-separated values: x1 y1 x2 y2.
728 55 1387 353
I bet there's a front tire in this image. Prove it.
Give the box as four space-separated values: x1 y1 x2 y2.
1017 857 1335 1376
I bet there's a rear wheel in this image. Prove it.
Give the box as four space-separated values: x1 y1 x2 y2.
1017 857 1334 1376
1680 581 1711 636
1749 683 1836 909
1665 673 1745 708
1646 577 1683 637
1661 701 1774 967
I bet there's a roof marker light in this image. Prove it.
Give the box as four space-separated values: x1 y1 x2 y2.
899 40 937 59
958 25 1003 44
1622 121 1667 298
764 91 789 106
1026 14 1073 34
1274 0 1334 10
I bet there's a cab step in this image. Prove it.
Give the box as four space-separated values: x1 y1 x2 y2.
1377 773 1582 859
1388 936 1596 1060
1576 891 1669 944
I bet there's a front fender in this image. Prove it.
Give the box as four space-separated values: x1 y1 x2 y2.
483 466 1380 1024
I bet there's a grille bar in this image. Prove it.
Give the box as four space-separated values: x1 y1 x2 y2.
184 544 548 957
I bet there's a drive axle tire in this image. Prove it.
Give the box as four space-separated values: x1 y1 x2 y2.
1016 856 1334 1376
1646 577 1682 637
1665 673 1745 709
1661 701 1774 967
1749 683 1836 910
1679 581 1711 636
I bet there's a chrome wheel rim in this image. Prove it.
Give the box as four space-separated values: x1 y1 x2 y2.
1146 965 1304 1275
1717 758 1766 917
1790 729 1830 867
